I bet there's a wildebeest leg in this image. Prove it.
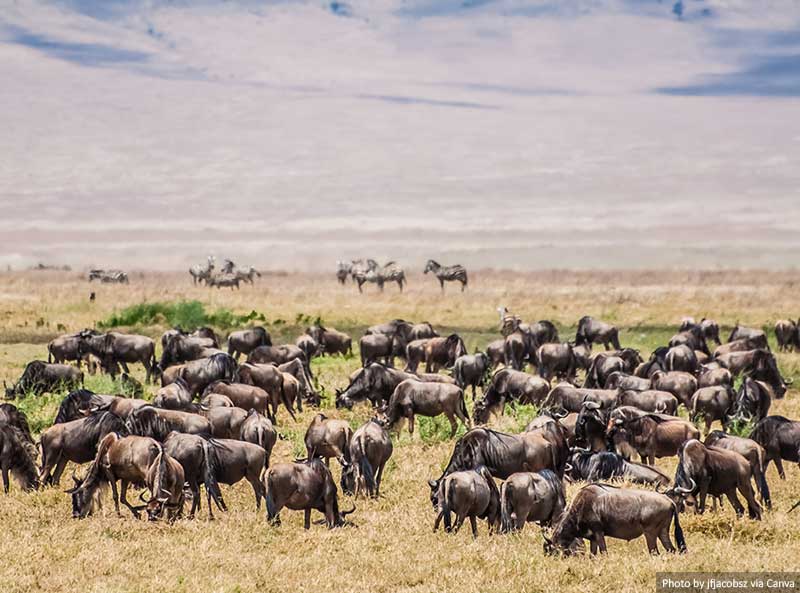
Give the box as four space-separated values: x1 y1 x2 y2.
453 512 466 534
658 527 676 553
51 457 68 486
595 531 608 554
304 509 312 530
375 463 385 497
189 481 200 518
2 465 9 494
407 411 415 436
697 484 709 514
590 539 598 555
439 278 444 293
645 532 659 555
107 478 121 517
433 511 444 532
447 413 458 438
250 475 264 510
119 480 139 518
469 515 479 538
726 491 745 517
773 457 786 480
120 362 131 374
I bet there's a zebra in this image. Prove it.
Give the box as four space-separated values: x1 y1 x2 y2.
423 259 467 292
234 266 261 284
88 269 129 284
353 261 405 293
336 261 352 285
189 255 215 285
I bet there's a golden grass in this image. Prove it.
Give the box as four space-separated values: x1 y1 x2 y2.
0 270 799 593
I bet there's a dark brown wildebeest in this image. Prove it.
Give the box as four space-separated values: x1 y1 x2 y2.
278 358 319 406
200 393 234 408
545 484 686 555
160 364 186 387
360 334 397 368
125 406 211 441
565 449 671 487
0 425 39 493
669 439 762 520
0 403 34 446
729 377 772 424
203 379 273 418
604 372 651 392
265 458 355 529
240 410 277 461
607 414 700 465
79 331 157 383
203 406 248 439
669 326 710 356
698 364 732 388
690 385 735 432
306 325 352 357
161 327 218 351
247 344 306 368
48 331 99 371
68 433 184 520
583 349 642 388
714 336 770 358
295 335 320 361
179 353 239 396
573 401 609 452
650 371 698 408
452 352 491 400
236 363 296 421
775 319 798 352
227 327 271 360
305 413 353 466
4 361 83 399
705 431 771 509
404 338 431 372
53 389 148 423
728 324 768 345
750 415 800 480
717 349 790 398
575 316 620 351
681 318 721 346
38 411 127 486
424 335 467 373
542 383 617 414
159 332 219 369
365 319 413 340
618 390 679 415
340 419 393 498
334 363 450 409
665 344 699 375
163 431 223 518
208 437 268 509
431 466 499 537
409 322 438 341
383 380 470 438
153 377 194 411
537 343 576 383
525 411 578 448
473 371 549 425
486 339 505 369
499 469 565 532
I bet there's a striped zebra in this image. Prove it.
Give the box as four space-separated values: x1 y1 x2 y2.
189 255 215 285
424 259 467 292
87 269 129 284
353 260 405 293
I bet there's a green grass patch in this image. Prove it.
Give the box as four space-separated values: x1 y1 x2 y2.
97 300 267 331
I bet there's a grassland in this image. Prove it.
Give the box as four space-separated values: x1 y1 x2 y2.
0 269 799 593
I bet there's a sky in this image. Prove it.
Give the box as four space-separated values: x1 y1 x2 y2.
1 0 799 271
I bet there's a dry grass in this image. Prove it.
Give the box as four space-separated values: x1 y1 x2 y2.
1 270 799 593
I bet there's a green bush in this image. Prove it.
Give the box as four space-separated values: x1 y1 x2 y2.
98 300 266 331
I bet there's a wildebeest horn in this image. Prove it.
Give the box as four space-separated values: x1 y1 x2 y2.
673 478 697 496
582 401 600 410
786 377 794 385
340 504 356 517
790 500 800 513
551 409 567 419
139 491 151 503
564 463 573 473
614 419 623 425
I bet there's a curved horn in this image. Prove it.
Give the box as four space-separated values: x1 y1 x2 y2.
340 504 356 517
785 377 794 385
564 463 573 474
673 478 697 496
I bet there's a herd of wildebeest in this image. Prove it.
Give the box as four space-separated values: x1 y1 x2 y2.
2 307 800 556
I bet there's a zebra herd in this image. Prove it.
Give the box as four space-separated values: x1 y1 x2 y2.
336 259 467 293
87 269 129 284
189 257 261 289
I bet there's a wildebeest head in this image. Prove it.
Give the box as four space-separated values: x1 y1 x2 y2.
445 334 467 366
575 401 606 447
335 367 371 409
751 350 790 398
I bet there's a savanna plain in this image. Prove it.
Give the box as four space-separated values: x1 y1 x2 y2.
1 269 799 593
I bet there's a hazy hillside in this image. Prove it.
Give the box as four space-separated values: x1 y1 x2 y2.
1 0 799 270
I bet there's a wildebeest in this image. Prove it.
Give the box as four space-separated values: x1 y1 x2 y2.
424 335 467 373
714 336 770 358
0 403 34 447
486 340 505 369
423 260 468 292
153 377 194 411
247 345 308 377
4 361 83 399
501 316 537 371
236 363 296 422
698 364 732 388
39 411 127 486
305 413 353 466
705 431 771 509
524 411 578 447
203 406 248 439
202 380 272 419
277 358 319 406
574 401 609 452
575 316 620 351
542 383 617 414
295 334 320 361
473 370 549 425
669 326 710 357
79 331 157 383
604 372 651 392
265 458 355 528
750 415 800 480
775 319 798 352
717 349 789 398
690 385 735 432
227 327 272 360
208 438 268 509
728 324 767 345
159 330 219 369
306 325 352 356
240 410 277 461
54 390 147 423
48 331 98 371
200 393 235 408
409 322 439 341
340 419 393 498
383 380 470 438
179 353 239 396
650 371 698 408
125 406 211 441
452 352 491 400
681 318 721 346
537 343 576 383
584 349 642 388
665 344 699 374
0 425 39 493
404 338 431 372
365 319 412 339
545 484 686 555
618 390 679 415
670 439 762 520
499 469 565 532
431 467 499 536
564 449 671 487
360 334 398 367
608 414 700 465
730 377 773 424
334 363 440 409
163 432 223 518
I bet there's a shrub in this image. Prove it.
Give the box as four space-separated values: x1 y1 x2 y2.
98 300 266 331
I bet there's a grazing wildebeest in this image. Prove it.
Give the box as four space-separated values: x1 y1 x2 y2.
423 260 468 292
335 363 417 409
690 385 735 432
728 324 768 345
714 336 770 358
240 410 277 462
153 377 194 411
278 358 319 406
38 411 127 486
575 316 620 351
650 371 698 408
607 414 700 465
565 449 671 487
544 484 686 555
524 411 578 447
705 431 771 509
340 419 393 498
604 372 651 392
424 335 467 373
306 325 352 357
665 344 699 374
542 383 617 414
79 331 157 382
227 327 272 360
670 439 762 520
486 340 506 369
179 353 238 396
237 363 296 422
4 361 83 399
48 331 97 370
431 467 499 536
473 370 549 424
88 269 128 284
0 425 39 493
717 349 790 398
207 438 268 509
202 380 272 418
125 406 211 441
305 413 353 466
266 458 355 528
0 404 34 449
53 389 146 423
618 390 679 415
200 393 234 408
360 334 397 368
247 345 309 377
583 350 642 388
499 470 565 532
537 343 576 383
730 377 773 424
698 364 732 388
775 319 799 352
453 352 491 400
383 380 470 438
163 431 223 518
750 415 800 480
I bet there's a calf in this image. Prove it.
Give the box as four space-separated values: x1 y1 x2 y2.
499 470 565 532
432 466 500 537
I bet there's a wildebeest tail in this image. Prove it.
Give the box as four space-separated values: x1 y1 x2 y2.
202 439 226 511
672 504 687 553
442 479 454 532
47 346 52 363
278 374 295 420
453 361 464 389
458 390 469 426
265 470 278 520
754 445 771 508
499 481 513 533
355 438 376 494
152 443 167 499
